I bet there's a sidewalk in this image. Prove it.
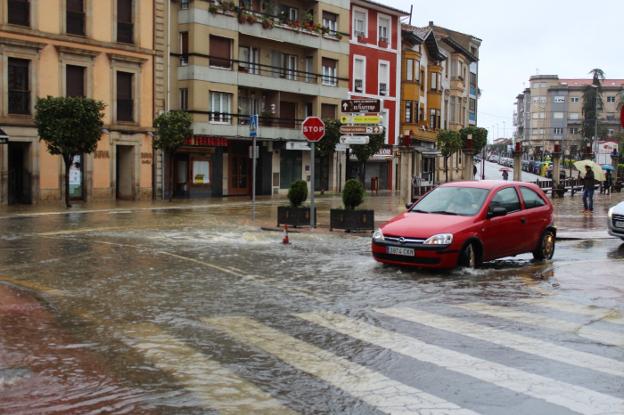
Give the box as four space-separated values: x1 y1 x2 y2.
1 190 622 240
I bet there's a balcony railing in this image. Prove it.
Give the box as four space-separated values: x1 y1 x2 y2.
192 111 305 130
8 90 30 115
116 99 134 122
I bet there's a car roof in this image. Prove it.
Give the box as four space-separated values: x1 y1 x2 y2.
439 180 540 191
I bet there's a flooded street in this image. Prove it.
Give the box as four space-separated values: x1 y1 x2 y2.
1 199 624 414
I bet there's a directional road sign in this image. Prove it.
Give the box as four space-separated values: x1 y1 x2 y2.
339 125 384 135
340 135 370 145
286 141 311 151
341 99 381 113
340 115 383 124
249 114 258 137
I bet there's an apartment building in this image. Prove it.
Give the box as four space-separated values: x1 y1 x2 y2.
167 0 350 198
513 74 624 158
348 0 407 191
399 24 446 187
0 0 156 205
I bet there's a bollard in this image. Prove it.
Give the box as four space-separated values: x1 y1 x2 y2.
282 224 290 245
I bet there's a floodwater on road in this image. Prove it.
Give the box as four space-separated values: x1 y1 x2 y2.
1 205 624 414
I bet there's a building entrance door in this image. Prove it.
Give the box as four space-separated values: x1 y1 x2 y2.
228 143 250 196
69 154 84 200
116 145 135 200
8 142 31 204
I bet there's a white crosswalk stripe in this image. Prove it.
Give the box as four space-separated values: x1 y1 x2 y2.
121 323 297 415
519 298 624 326
202 316 478 415
375 307 624 377
458 303 624 347
297 311 624 415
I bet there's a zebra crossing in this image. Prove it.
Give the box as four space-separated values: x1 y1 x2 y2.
123 299 624 414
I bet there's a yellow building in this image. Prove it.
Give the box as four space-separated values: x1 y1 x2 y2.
0 0 156 204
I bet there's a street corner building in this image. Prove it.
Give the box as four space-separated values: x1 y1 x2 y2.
0 0 156 205
165 0 351 199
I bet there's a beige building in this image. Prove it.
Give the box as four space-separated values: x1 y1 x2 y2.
166 0 350 198
0 0 156 205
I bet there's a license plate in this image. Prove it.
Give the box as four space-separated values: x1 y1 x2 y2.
615 220 624 229
388 246 415 256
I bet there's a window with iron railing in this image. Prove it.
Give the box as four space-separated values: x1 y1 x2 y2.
66 0 85 35
116 71 134 121
8 0 30 26
8 58 30 115
322 58 337 86
180 32 189 65
116 0 134 44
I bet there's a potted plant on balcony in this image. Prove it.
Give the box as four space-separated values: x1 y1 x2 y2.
378 37 388 48
277 180 315 227
237 12 247 24
209 4 218 14
262 17 273 29
357 33 366 43
330 179 374 232
246 13 257 24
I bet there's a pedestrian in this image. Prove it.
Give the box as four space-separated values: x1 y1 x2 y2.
582 165 596 214
473 164 477 179
502 170 509 181
604 170 613 195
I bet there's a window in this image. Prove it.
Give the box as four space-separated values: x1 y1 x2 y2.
8 0 30 26
429 109 436 129
406 59 413 81
568 112 580 120
66 0 85 35
430 72 439 91
116 71 134 121
570 96 580 103
607 96 616 103
491 187 521 213
210 36 232 68
8 57 30 115
378 61 389 96
66 65 85 97
322 58 337 86
117 0 134 44
321 103 336 119
180 32 189 65
532 112 545 119
405 101 412 123
553 112 564 119
532 96 546 104
553 127 563 135
180 0 189 10
353 56 365 93
180 88 188 110
288 6 298 21
415 61 420 81
285 54 297 80
378 14 390 45
569 127 579 134
608 128 614 136
304 56 313 82
322 11 337 33
353 9 366 38
553 96 565 103
210 92 232 123
192 160 210 184
520 187 545 209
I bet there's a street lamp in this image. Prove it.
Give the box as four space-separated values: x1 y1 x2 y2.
591 84 599 161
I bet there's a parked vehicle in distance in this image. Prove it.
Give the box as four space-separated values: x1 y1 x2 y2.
488 155 500 163
372 181 556 269
608 201 624 240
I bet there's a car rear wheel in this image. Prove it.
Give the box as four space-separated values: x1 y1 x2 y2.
459 243 477 268
533 230 555 260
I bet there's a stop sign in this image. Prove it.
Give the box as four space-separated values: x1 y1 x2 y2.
302 116 326 142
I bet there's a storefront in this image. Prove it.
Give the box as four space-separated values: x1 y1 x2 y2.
172 136 226 198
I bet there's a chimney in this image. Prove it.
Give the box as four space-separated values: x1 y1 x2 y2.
429 21 434 27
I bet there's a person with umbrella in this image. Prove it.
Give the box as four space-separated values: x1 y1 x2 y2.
604 169 613 195
582 165 596 214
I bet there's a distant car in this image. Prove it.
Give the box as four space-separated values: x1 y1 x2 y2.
608 201 624 240
372 181 556 269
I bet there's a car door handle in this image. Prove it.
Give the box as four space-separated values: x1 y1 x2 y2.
521 217 527 224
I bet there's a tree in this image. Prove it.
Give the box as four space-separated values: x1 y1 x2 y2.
350 133 384 184
317 118 340 193
35 96 105 208
459 126 488 155
153 110 192 201
437 130 462 182
582 68 606 153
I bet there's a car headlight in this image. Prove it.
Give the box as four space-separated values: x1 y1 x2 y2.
608 207 614 219
423 233 453 245
372 228 385 241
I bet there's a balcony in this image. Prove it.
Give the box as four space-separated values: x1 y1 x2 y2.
179 8 348 55
191 112 303 141
450 76 465 91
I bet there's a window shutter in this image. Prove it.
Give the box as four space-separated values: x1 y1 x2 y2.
271 51 282 78
321 104 336 119
210 36 231 68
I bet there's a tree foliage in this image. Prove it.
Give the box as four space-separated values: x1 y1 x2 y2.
153 110 193 153
287 180 308 207
317 118 340 158
437 130 462 182
459 126 488 154
342 179 364 210
582 68 605 142
351 133 384 165
35 96 105 208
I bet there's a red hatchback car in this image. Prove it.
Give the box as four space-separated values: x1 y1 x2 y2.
372 181 556 269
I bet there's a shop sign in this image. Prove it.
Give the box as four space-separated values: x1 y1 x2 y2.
186 136 228 147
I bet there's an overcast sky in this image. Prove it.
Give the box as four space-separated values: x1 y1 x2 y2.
393 0 624 142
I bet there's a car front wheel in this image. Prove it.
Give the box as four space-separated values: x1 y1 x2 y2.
459 243 478 268
533 230 555 260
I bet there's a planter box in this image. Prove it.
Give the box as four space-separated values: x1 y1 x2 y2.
277 206 315 227
330 209 374 232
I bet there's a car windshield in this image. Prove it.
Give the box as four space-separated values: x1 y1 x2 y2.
411 186 490 216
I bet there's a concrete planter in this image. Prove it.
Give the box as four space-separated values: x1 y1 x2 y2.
329 209 374 232
277 206 315 227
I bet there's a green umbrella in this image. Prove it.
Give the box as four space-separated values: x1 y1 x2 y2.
573 160 606 182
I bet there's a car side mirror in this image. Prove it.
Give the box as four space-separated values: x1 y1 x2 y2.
487 206 507 218
406 197 420 210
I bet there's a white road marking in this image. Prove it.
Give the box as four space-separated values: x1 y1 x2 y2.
121 323 297 415
202 316 478 415
376 307 624 377
519 298 624 326
297 311 624 415
458 303 624 347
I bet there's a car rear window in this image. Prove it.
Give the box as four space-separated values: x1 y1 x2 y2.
520 187 546 209
412 187 490 216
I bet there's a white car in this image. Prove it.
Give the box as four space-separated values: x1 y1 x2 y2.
608 201 624 240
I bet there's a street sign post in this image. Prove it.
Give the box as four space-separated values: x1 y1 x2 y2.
339 125 384 135
339 135 370 145
250 114 258 219
341 99 381 113
302 117 326 228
